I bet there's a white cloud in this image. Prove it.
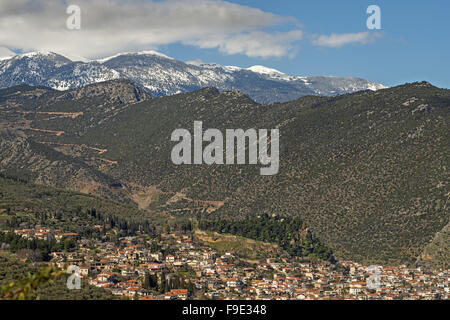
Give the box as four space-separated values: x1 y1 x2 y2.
312 32 381 48
186 30 303 58
0 0 303 59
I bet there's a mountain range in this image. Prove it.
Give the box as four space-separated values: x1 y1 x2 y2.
0 51 386 104
0 79 448 268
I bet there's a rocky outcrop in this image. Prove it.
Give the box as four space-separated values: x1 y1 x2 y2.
54 79 152 105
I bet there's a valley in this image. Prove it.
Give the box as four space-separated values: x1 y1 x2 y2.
0 79 448 270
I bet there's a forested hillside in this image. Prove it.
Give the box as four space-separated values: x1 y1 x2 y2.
0 80 448 267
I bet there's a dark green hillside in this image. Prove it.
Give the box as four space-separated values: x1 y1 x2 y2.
71 82 448 266
0 175 174 237
0 80 153 204
0 81 448 267
0 253 115 300
0 131 130 203
199 215 335 263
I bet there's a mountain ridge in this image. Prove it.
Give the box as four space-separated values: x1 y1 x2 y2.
0 80 447 268
0 51 386 104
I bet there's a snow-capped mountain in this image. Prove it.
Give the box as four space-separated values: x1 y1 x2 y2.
0 51 386 103
0 52 120 91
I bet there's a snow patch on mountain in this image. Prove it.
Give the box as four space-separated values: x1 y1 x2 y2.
247 65 302 82
0 50 387 103
57 53 91 63
247 65 285 76
0 47 16 61
367 83 388 91
97 50 175 63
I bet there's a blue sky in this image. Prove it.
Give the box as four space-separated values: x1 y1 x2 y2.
162 1 450 88
1 0 448 88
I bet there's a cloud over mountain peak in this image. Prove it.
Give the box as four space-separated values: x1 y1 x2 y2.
0 0 302 59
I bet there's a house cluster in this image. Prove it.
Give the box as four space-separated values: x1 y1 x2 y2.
13 226 79 241
10 226 450 300
243 261 450 300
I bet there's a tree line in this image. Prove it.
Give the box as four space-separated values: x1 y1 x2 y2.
198 214 335 263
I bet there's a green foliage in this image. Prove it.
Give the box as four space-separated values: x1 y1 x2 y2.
0 176 174 238
199 215 335 262
0 232 75 261
1 81 449 266
0 253 115 300
0 264 63 300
